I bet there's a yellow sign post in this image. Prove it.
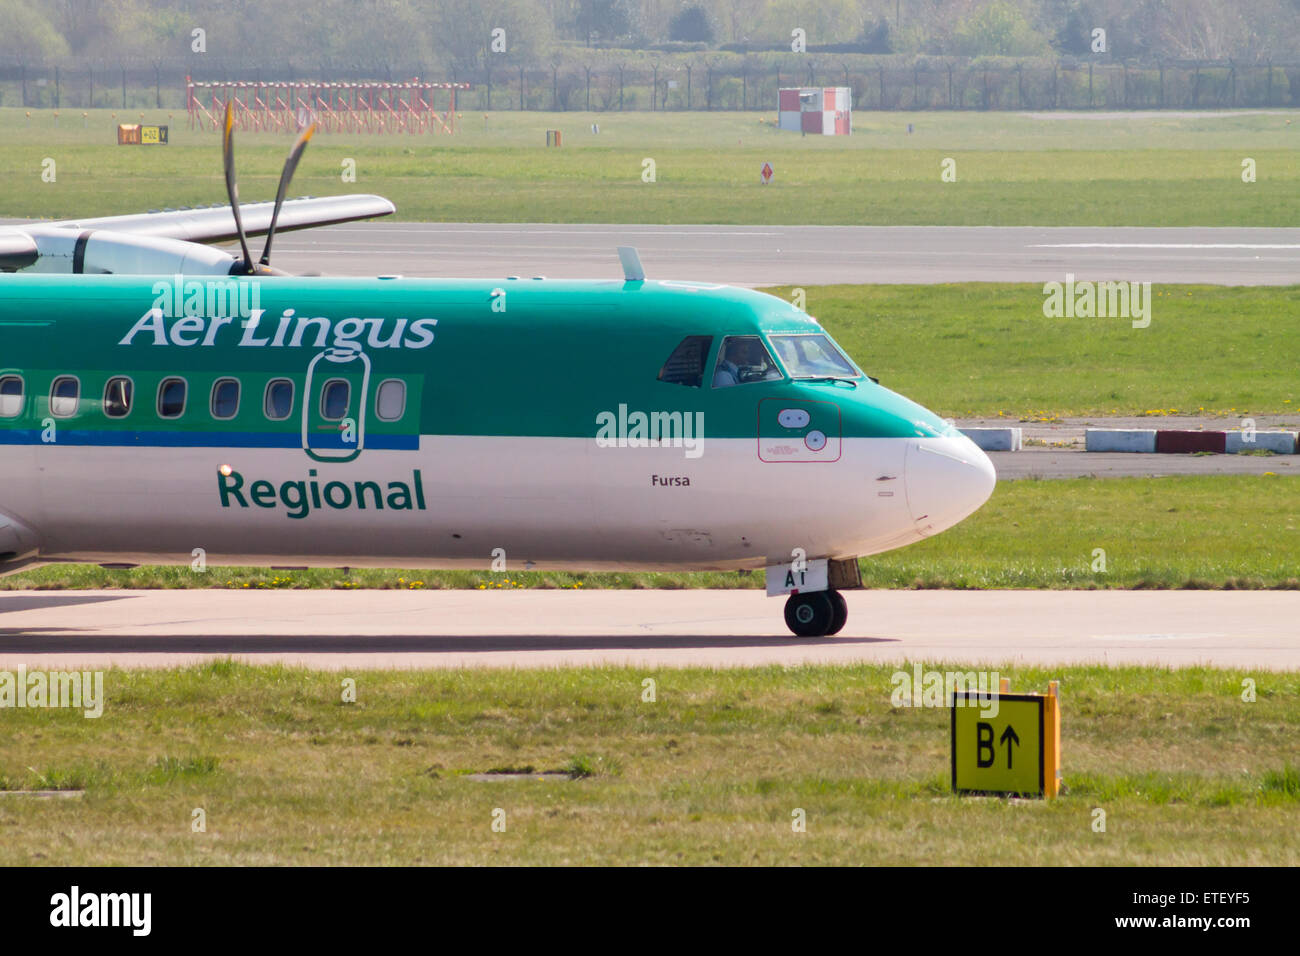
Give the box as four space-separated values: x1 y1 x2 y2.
951 680 1060 798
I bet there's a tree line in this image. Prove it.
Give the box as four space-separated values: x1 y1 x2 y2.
3 0 1300 70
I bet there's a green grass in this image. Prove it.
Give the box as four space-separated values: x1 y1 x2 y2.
3 475 1296 591
793 282 1300 419
860 474 1300 589
0 662 1295 865
2 108 1298 225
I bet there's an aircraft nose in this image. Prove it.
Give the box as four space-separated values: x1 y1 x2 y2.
904 434 997 537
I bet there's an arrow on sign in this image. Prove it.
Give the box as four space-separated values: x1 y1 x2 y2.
1000 725 1020 769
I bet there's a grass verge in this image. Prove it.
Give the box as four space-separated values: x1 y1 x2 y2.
2 108 1297 226
788 283 1300 419
0 662 1294 865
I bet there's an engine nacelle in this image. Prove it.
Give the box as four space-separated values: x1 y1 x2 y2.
24 228 238 275
0 228 39 271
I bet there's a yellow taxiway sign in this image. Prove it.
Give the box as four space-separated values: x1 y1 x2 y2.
951 683 1060 798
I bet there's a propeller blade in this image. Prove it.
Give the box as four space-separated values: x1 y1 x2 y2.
222 101 254 272
259 120 317 266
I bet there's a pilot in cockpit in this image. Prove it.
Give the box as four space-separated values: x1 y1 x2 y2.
713 336 780 387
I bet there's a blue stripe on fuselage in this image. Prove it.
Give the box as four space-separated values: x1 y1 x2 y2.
0 429 418 450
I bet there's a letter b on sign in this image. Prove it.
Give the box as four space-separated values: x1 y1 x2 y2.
976 722 994 768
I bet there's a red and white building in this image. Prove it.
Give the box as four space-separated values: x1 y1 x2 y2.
778 87 852 136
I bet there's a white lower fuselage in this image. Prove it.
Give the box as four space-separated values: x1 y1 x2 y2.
0 435 995 573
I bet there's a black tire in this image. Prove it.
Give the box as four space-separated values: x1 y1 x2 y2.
784 591 835 637
826 590 848 635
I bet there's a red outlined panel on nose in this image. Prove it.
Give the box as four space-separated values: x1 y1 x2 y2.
758 398 842 463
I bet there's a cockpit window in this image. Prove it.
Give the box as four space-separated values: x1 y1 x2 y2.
711 335 783 388
658 335 713 388
767 334 860 380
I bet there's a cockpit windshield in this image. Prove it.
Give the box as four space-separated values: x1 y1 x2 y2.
767 333 860 380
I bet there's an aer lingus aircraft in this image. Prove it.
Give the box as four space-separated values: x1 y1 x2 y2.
0 105 994 637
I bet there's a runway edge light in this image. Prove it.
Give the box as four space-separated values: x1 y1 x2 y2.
950 678 1061 799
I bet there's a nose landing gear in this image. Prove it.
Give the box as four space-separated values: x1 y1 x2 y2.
783 589 848 637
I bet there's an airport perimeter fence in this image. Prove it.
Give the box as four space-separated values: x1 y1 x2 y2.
468 59 1300 113
1 57 1298 115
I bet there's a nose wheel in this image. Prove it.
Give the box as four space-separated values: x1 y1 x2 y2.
783 589 848 637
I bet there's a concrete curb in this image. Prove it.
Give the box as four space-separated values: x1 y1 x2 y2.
1085 428 1298 454
1155 430 1225 454
1085 429 1157 453
960 427 1022 452
1225 431 1298 454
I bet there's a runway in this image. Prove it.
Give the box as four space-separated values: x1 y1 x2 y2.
989 449 1297 479
265 223 1300 286
0 589 1294 671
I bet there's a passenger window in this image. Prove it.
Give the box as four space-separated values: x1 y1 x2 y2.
658 335 713 388
712 336 783 388
50 376 80 417
264 379 294 420
320 380 349 421
158 378 187 419
211 378 240 420
103 377 133 418
375 379 405 421
0 375 23 418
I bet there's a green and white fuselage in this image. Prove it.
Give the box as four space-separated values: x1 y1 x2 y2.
0 273 994 576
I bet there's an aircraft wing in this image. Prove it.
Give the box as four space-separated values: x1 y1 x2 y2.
41 194 396 244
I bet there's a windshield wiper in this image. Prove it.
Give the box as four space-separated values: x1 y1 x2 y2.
798 376 859 387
